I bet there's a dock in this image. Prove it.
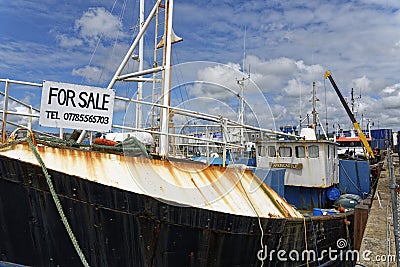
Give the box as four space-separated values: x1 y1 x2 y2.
357 153 399 266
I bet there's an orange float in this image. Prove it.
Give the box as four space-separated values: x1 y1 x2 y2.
93 138 117 146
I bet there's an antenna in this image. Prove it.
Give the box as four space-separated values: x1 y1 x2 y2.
242 25 246 72
311 82 319 135
350 87 362 118
235 25 250 148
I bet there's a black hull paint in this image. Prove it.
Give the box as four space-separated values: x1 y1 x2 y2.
0 155 354 266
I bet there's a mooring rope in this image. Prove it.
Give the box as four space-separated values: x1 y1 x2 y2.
25 134 90 267
303 217 310 267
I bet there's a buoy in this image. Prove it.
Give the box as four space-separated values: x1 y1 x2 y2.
93 138 117 146
327 187 340 201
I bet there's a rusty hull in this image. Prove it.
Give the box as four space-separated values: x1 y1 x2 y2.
0 143 301 219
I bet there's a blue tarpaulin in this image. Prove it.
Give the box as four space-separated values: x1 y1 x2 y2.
339 159 370 197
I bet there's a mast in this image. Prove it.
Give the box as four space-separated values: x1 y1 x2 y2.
237 71 250 147
311 81 319 136
135 0 145 129
236 26 248 147
159 0 174 157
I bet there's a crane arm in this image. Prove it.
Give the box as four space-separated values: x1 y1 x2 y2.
324 71 375 159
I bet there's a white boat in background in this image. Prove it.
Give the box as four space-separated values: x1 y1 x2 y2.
256 128 339 209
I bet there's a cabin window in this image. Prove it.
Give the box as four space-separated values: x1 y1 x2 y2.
308 145 319 158
295 146 305 158
257 145 265 156
268 146 276 157
327 146 330 159
279 147 292 157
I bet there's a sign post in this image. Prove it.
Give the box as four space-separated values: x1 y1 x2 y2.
39 81 115 132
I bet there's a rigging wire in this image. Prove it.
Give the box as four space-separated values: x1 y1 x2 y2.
171 49 189 112
81 0 119 85
98 0 129 85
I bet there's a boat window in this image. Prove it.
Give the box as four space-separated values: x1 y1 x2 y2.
295 146 305 158
268 146 276 157
257 145 265 156
308 145 319 158
327 145 330 159
279 147 292 157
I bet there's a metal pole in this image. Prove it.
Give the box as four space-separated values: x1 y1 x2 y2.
389 148 400 266
107 0 162 90
222 118 227 167
159 0 173 157
89 131 93 145
206 126 209 164
27 106 32 130
2 80 10 142
135 0 144 129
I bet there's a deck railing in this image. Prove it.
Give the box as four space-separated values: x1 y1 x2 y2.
0 78 298 165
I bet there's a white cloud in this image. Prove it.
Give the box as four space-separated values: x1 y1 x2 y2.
72 65 104 83
74 7 124 46
382 83 400 95
56 34 83 48
351 76 372 94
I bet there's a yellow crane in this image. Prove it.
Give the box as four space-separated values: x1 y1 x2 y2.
324 71 375 159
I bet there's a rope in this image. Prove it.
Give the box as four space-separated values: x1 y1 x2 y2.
355 160 363 197
303 217 310 267
0 138 27 149
308 216 321 266
26 135 90 267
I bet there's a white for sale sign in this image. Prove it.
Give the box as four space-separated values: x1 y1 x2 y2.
39 81 115 132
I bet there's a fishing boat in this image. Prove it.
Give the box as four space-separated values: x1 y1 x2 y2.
0 1 360 266
256 127 340 210
255 78 380 210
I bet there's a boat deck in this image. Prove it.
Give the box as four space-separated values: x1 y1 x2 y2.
357 154 398 266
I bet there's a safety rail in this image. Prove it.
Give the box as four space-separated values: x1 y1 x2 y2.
0 78 299 165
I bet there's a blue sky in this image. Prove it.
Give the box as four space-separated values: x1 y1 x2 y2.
1 0 400 133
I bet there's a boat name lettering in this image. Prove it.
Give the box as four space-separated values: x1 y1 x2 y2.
270 162 303 170
40 81 115 132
